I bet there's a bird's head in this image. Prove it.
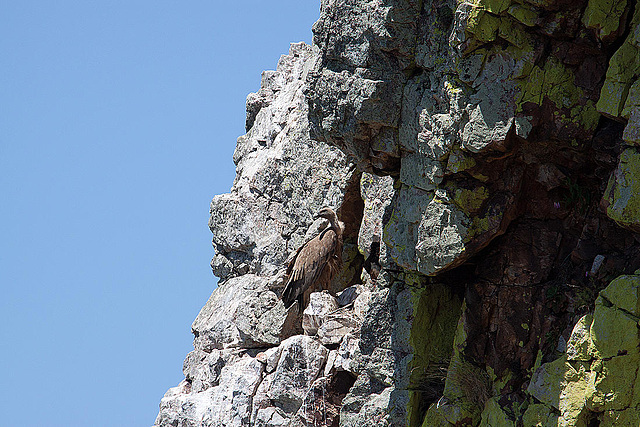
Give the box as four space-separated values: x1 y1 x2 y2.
315 207 336 220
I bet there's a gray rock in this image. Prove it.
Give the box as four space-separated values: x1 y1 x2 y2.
415 193 470 275
602 147 640 232
253 406 289 427
381 184 433 271
460 53 526 152
358 173 395 261
334 334 360 375
381 185 471 276
340 375 409 427
155 355 264 427
399 151 444 192
182 350 225 393
155 380 214 427
306 0 420 173
317 308 360 346
398 74 463 191
337 283 411 424
302 291 339 336
324 350 339 377
192 274 297 350
210 254 233 279
353 288 373 320
250 371 278 426
267 335 329 414
202 356 265 426
255 346 283 374
589 255 606 276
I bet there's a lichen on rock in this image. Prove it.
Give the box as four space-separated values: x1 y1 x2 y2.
526 274 640 425
155 0 640 425
603 147 640 231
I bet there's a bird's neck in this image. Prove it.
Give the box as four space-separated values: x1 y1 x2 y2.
326 216 343 235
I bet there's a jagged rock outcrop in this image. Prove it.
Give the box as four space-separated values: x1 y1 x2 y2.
156 0 640 425
155 42 365 427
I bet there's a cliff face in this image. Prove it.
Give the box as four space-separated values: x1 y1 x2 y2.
155 0 640 426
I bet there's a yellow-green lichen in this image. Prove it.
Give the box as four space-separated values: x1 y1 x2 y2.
519 58 582 108
603 148 640 231
421 404 453 427
570 101 601 132
491 367 513 394
408 284 463 427
528 275 640 424
464 4 539 56
453 301 468 350
466 207 503 241
541 59 582 108
439 354 491 425
498 17 535 51
532 349 543 374
590 301 640 360
621 79 640 119
582 0 629 41
483 0 511 14
596 5 640 118
451 186 489 215
507 4 538 27
467 215 490 239
585 351 640 412
518 64 545 106
479 397 515 427
522 403 559 427
517 56 601 132
602 408 640 427
599 275 640 316
446 148 477 173
466 5 502 44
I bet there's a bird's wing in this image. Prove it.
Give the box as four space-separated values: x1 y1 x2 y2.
281 228 338 308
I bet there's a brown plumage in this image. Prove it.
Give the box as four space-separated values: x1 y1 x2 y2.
281 207 344 310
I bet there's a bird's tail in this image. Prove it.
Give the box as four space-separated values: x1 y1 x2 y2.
281 279 298 309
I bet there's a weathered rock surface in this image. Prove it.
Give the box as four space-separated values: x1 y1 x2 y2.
525 274 640 426
155 355 264 427
302 291 339 336
603 147 640 231
191 274 296 350
156 0 640 425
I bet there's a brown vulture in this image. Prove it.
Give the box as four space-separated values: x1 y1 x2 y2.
281 207 344 310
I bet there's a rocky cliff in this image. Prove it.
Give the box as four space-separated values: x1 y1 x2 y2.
155 0 640 425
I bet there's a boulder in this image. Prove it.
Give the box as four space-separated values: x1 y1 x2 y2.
191 274 296 350
302 291 339 336
266 335 329 414
155 355 264 427
317 308 360 346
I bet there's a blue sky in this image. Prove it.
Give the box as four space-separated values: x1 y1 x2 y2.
0 2 319 425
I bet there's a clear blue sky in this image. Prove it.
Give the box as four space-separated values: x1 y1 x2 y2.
0 2 319 425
